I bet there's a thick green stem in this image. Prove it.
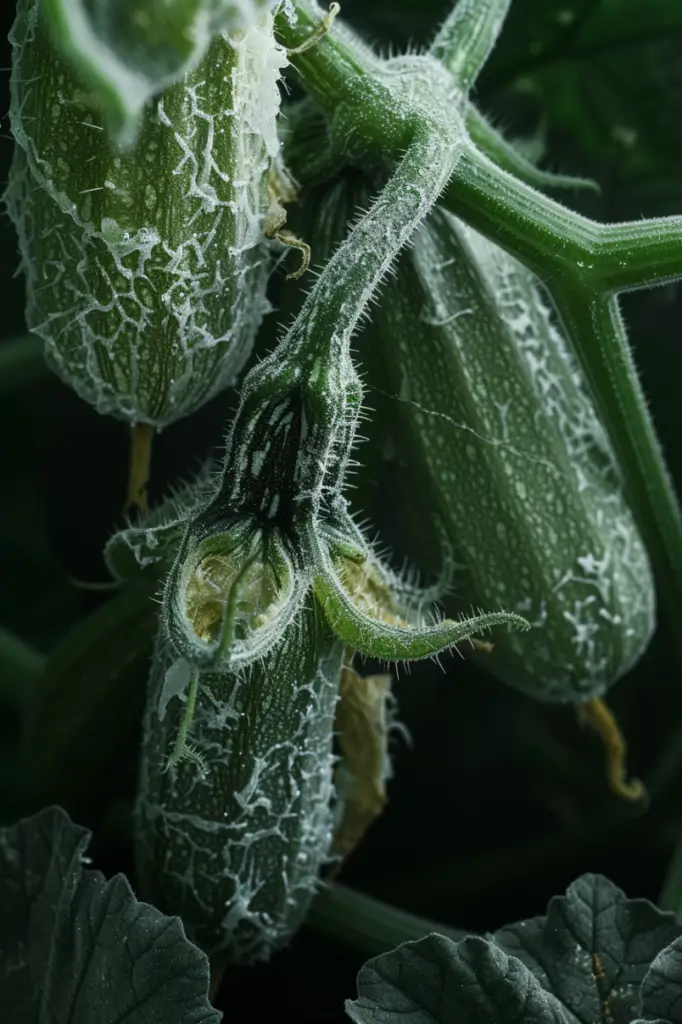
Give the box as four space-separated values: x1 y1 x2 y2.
552 288 682 620
444 145 682 291
307 882 469 955
595 218 682 292
465 105 599 195
275 0 385 136
430 0 511 92
281 3 682 294
0 629 44 712
278 129 464 371
444 145 597 279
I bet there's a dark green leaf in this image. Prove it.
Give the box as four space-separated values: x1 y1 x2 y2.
346 932 567 1024
495 873 681 1024
0 806 221 1023
638 936 682 1024
346 875 682 1024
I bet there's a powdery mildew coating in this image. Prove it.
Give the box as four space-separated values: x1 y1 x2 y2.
6 0 287 426
135 622 344 962
380 207 655 701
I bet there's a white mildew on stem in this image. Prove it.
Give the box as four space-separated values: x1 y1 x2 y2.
189 119 529 666
6 1 288 426
227 116 466 517
430 0 512 93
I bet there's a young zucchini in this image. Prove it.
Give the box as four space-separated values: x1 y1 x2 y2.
6 0 287 428
106 472 343 961
370 205 655 702
136 609 345 962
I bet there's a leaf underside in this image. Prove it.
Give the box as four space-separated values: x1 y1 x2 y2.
0 805 221 1023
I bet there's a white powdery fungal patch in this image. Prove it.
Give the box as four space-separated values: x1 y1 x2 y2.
215 0 281 35
5 0 288 426
135 630 344 963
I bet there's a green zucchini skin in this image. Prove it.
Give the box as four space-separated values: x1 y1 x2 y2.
374 206 655 702
135 610 344 962
6 0 285 427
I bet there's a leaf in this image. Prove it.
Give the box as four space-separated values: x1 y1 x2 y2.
0 805 221 1023
346 932 568 1024
494 873 682 1024
39 0 276 147
478 0 682 215
346 875 682 1024
639 936 682 1023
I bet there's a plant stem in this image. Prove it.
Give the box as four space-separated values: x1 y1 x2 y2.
443 145 596 279
444 144 682 290
127 423 154 511
275 0 383 129
552 287 682 641
464 105 599 194
430 0 512 92
282 3 682 293
280 131 463 369
278 0 682 648
596 218 682 292
307 882 469 956
0 629 45 712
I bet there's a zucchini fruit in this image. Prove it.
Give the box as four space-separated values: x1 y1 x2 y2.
371 204 655 702
6 0 287 428
135 613 345 962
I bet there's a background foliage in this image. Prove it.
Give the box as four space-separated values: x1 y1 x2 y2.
2 0 682 1020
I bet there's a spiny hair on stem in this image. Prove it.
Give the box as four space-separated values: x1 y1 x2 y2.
376 37 427 62
164 741 208 779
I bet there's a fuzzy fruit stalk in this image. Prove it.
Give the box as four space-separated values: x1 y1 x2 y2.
5 0 287 431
